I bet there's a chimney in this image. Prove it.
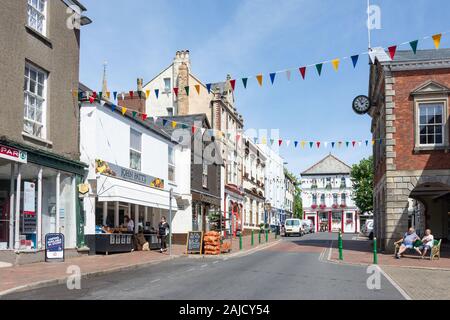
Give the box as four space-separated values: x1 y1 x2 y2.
137 78 143 92
177 63 189 115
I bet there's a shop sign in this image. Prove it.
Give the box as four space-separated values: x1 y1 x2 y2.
186 231 203 254
0 144 27 164
45 233 65 262
23 182 36 216
95 159 165 190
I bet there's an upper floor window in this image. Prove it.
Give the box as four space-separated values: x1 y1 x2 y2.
333 194 338 205
27 0 47 35
164 78 171 93
340 177 347 189
130 129 142 171
312 194 317 206
320 194 326 205
341 193 347 206
202 163 208 188
24 63 47 139
168 146 176 183
418 103 444 146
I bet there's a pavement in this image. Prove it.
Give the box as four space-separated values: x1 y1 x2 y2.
1 233 405 300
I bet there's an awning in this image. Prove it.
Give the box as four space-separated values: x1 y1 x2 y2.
96 175 178 210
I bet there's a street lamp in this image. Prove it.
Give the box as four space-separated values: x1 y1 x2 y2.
169 188 173 256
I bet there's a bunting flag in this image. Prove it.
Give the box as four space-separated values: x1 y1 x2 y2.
145 90 150 99
132 111 137 118
301 141 306 149
316 142 321 148
253 137 258 144
315 63 323 76
294 141 298 148
192 126 196 134
195 84 201 95
106 91 111 99
110 104 116 112
129 91 134 99
113 92 117 101
172 121 177 129
173 87 179 97
309 142 314 148
432 33 442 49
121 107 127 115
352 141 357 147
242 78 248 89
230 79 236 91
286 70 291 81
388 45 397 60
346 142 350 148
410 40 419 54
299 67 306 80
162 119 168 127
331 59 340 71
155 89 159 99
278 140 283 146
137 91 142 99
270 139 274 146
98 92 103 100
351 55 359 68
256 74 263 86
236 134 241 142
89 96 95 104
270 73 276 85
262 137 267 145
92 91 97 99
141 114 148 121
206 83 212 94
332 142 336 148
185 86 190 96
285 140 291 147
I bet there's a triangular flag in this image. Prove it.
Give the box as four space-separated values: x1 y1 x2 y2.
129 91 134 99
121 107 127 115
163 119 168 126
155 89 159 99
206 83 212 94
184 86 190 96
286 70 291 81
106 91 111 99
301 141 306 149
309 142 314 148
262 137 267 145
192 126 196 134
270 73 276 85
110 104 116 112
141 114 148 121
253 137 258 144
89 96 95 104
346 142 350 148
132 111 137 118
145 90 150 98
372 140 376 146
299 67 306 79
172 121 177 129
324 142 329 148
332 142 336 148
181 124 188 130
365 140 369 146
409 40 418 54
351 55 359 68
113 92 117 100
294 141 298 148
98 92 103 100
317 142 321 148
315 64 323 76
256 74 263 86
285 140 291 147
278 140 283 147
270 139 275 146
92 91 97 99
153 116 158 123
195 85 201 95
352 141 357 147
388 46 397 60
331 59 340 71
432 34 442 49
242 78 248 89
230 79 236 91
236 134 241 142
173 87 179 97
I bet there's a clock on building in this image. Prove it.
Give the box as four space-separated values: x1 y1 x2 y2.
352 95 371 115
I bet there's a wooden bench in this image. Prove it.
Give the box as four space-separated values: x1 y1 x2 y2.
394 239 441 260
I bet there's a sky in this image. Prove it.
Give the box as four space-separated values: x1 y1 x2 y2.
78 0 450 177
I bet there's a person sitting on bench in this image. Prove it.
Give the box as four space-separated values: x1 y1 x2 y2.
415 229 434 259
395 228 420 259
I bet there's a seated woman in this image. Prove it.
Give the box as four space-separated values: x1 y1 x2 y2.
395 228 420 259
415 229 434 259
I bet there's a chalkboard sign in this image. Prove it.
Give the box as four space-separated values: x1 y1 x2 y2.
45 233 65 262
186 231 203 254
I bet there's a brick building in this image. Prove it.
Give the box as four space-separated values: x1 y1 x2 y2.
369 49 450 251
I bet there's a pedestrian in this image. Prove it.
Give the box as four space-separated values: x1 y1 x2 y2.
415 229 434 259
158 216 170 253
124 215 135 233
394 227 420 259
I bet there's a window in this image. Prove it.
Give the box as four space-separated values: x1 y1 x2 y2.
312 194 317 206
202 163 208 188
167 107 174 117
164 78 171 93
340 177 347 189
27 0 47 35
168 146 176 182
418 103 444 146
24 63 47 138
130 129 142 171
320 194 326 205
341 194 347 206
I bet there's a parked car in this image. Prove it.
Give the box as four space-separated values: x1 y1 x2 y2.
284 219 304 237
301 220 315 234
362 219 374 239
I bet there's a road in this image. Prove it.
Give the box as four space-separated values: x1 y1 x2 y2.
3 233 404 300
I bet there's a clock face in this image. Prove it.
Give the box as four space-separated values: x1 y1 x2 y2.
352 95 371 115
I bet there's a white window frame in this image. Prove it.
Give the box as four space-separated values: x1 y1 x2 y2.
27 0 47 36
130 129 142 171
163 78 171 93
168 146 176 183
415 99 448 148
23 62 47 139
202 163 208 188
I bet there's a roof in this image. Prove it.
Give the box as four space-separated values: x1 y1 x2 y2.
301 154 351 176
390 49 450 63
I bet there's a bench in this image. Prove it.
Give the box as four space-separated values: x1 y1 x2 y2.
394 239 441 260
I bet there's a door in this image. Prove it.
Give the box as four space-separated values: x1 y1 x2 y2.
344 212 354 233
0 191 10 248
332 212 342 232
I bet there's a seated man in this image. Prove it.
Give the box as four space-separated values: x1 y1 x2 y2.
415 229 434 259
395 228 420 259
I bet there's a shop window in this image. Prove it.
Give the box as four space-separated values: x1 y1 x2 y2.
27 0 47 35
168 146 176 183
418 102 445 146
130 129 142 171
24 63 47 139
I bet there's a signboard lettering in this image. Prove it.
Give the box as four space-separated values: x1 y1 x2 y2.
45 233 65 262
186 231 203 254
0 144 27 163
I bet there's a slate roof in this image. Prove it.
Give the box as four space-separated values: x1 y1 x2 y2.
387 48 450 63
301 154 352 176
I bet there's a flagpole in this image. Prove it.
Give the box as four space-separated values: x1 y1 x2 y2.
367 0 372 50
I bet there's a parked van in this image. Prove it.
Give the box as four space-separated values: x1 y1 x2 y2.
284 219 304 237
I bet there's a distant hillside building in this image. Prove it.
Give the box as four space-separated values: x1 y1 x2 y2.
301 155 360 234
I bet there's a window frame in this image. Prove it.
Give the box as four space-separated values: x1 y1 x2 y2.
23 62 47 139
27 0 47 36
129 128 142 171
415 99 447 148
163 78 171 93
168 146 176 183
202 163 208 189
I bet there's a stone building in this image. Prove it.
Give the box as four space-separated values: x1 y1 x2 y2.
369 49 450 251
0 0 90 263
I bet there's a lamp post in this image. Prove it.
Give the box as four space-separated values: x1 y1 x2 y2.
169 188 173 256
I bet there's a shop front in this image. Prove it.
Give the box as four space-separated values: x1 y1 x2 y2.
192 191 221 233
0 140 86 259
305 210 359 234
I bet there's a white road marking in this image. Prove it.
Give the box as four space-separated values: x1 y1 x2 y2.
200 264 208 269
327 240 333 261
212 261 219 264
377 266 412 300
150 279 161 283
185 268 195 272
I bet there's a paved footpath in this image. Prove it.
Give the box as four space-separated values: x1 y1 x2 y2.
0 233 277 297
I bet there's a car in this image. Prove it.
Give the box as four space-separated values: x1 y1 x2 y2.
284 219 304 237
362 219 374 239
301 220 314 234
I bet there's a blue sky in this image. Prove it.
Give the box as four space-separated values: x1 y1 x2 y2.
79 0 450 176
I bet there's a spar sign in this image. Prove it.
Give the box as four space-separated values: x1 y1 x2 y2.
0 144 27 163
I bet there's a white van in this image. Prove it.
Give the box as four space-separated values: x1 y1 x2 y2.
284 219 304 237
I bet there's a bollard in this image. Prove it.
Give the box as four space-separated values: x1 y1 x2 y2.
251 230 254 246
338 232 344 261
239 233 243 251
373 237 378 265
258 230 261 245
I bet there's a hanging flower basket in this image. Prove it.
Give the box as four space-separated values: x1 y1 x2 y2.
332 204 339 209
319 204 327 210
311 204 318 209
340 204 347 208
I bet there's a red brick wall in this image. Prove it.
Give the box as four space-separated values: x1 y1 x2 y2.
393 68 450 171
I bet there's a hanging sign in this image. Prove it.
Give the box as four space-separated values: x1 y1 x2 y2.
45 233 65 262
0 144 27 163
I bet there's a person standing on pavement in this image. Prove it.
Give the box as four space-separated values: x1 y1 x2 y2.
158 216 170 253
124 215 135 233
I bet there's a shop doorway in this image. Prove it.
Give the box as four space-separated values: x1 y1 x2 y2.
0 191 10 248
331 212 342 232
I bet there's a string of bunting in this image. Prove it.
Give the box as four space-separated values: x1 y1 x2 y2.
73 30 447 99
